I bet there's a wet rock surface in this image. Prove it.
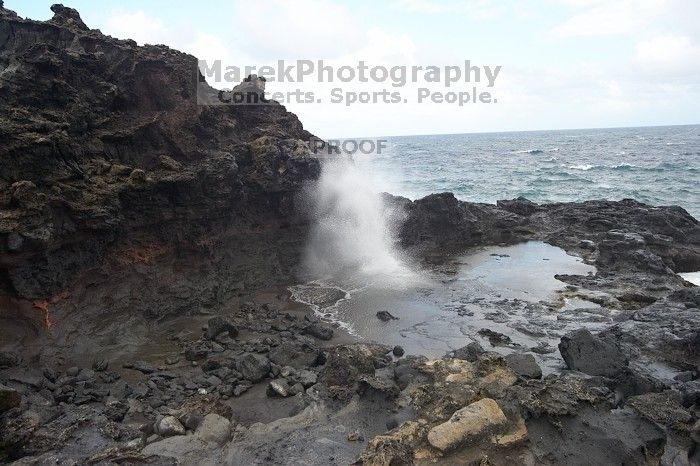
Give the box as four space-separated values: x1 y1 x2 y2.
0 4 699 466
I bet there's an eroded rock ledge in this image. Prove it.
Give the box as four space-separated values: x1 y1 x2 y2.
0 3 320 311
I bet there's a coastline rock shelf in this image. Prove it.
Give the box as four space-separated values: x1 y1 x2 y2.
1 4 699 466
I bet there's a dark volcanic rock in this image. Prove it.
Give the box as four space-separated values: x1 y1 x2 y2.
0 4 320 309
0 384 21 412
205 316 238 340
559 328 628 377
505 353 542 379
376 311 398 322
304 322 334 341
235 353 270 383
450 342 485 362
394 195 700 275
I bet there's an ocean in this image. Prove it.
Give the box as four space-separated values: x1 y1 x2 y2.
351 124 700 219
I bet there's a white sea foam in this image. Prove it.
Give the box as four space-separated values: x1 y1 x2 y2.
302 155 420 287
568 164 594 171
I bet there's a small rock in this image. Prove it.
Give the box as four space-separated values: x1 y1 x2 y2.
392 345 405 357
505 353 542 379
451 342 485 362
268 379 290 397
205 316 238 340
235 353 271 383
197 413 231 445
179 412 204 430
155 416 186 437
92 359 109 372
104 400 129 422
129 168 147 183
288 383 304 395
129 361 155 374
427 398 507 452
558 328 627 377
66 366 80 377
305 323 334 341
347 431 364 442
293 369 318 388
478 328 512 346
376 311 399 322
165 355 180 365
0 384 21 412
233 385 249 397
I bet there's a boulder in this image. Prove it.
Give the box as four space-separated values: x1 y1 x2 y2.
155 416 186 437
322 344 388 387
451 342 485 362
376 311 398 322
205 316 238 340
558 328 627 376
269 342 320 369
196 413 231 445
268 379 290 397
235 353 271 382
304 323 334 341
0 384 21 412
427 398 507 452
505 353 542 379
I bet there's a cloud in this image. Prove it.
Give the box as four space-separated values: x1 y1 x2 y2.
550 0 663 37
634 35 700 76
231 0 363 59
103 10 170 45
393 0 506 19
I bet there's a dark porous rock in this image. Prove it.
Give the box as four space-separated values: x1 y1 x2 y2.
0 384 21 412
269 342 321 369
392 345 405 357
304 322 334 341
626 390 693 431
322 344 389 389
179 412 204 431
235 353 271 383
376 311 399 322
92 359 109 372
128 361 156 374
450 342 485 362
505 353 542 379
497 197 542 216
611 367 666 399
185 343 211 362
559 328 628 377
478 328 512 347
0 351 21 369
0 2 320 311
205 316 238 340
50 3 89 30
104 400 129 422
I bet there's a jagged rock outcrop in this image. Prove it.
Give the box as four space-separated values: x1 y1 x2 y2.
394 193 700 275
0 5 320 314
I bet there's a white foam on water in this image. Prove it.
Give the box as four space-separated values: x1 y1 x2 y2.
679 271 700 286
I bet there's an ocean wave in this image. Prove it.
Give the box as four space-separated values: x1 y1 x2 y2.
513 149 544 154
568 164 594 171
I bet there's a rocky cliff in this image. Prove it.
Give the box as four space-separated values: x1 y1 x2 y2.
0 4 320 318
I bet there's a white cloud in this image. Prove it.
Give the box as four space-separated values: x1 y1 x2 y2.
103 10 170 45
231 0 363 59
393 0 506 19
634 35 700 75
550 0 664 37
